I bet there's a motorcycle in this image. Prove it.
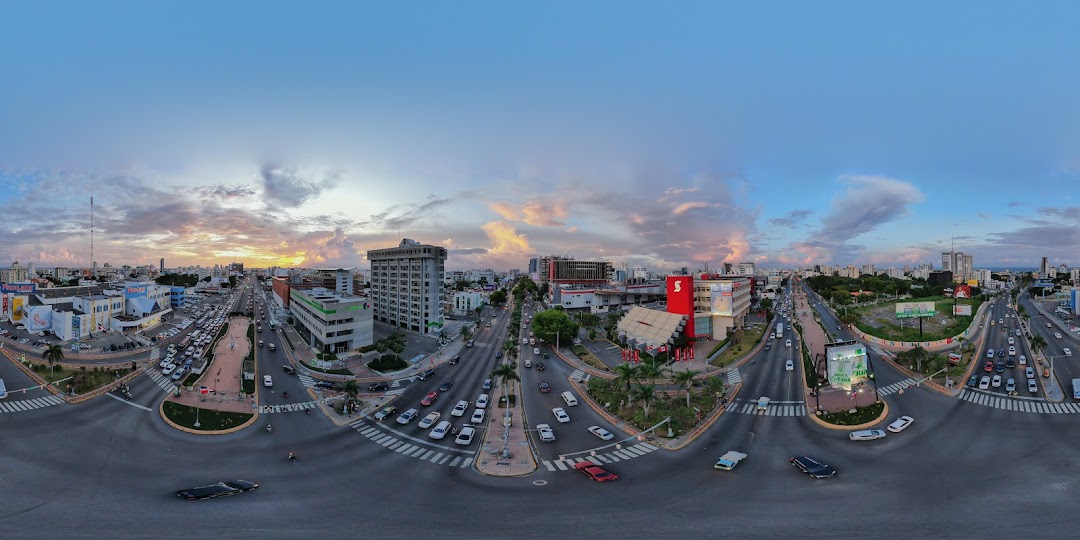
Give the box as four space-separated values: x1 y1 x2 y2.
283 391 288 400
305 409 311 415
288 452 297 461
266 424 273 433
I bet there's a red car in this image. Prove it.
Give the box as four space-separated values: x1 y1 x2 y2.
421 391 439 406
574 461 618 482
983 361 994 372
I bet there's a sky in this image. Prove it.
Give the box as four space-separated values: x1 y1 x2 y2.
1 1 1079 273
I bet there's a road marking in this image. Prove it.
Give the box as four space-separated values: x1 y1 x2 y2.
420 450 435 460
105 393 153 411
409 447 427 457
613 450 634 460
542 460 556 471
396 443 413 453
459 458 473 468
429 452 444 463
380 437 398 447
554 460 568 470
450 456 462 467
640 442 658 451
597 455 613 463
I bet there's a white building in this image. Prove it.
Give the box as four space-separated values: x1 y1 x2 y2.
451 290 487 316
732 262 756 276
290 288 374 354
367 239 447 335
693 276 753 340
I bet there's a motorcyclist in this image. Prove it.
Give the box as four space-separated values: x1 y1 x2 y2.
283 391 288 400
266 424 273 432
288 452 296 461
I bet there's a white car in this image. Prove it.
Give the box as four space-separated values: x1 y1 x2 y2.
1066 348 1073 357
991 375 1002 388
1019 355 1027 366
785 360 794 371
429 420 451 440
522 337 528 344
533 347 541 355
1055 332 1063 339
887 416 914 433
536 423 556 442
978 376 991 390
588 426 614 441
263 375 273 387
470 409 486 424
162 363 177 375
455 426 476 445
848 429 886 441
418 412 441 429
476 394 489 409
396 408 420 425
160 357 174 368
552 407 571 423
1028 378 1039 394
451 400 468 417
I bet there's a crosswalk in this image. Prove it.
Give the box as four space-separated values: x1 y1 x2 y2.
0 394 66 413
958 388 1080 414
725 399 806 416
541 442 659 471
726 367 742 386
259 400 329 414
146 369 179 394
570 369 590 383
297 374 316 388
348 419 475 469
877 378 917 397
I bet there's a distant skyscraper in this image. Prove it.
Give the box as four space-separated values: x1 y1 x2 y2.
942 251 973 283
160 258 165 273
528 257 539 274
1040 256 1050 276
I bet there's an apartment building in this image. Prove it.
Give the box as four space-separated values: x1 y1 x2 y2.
290 288 373 354
367 239 447 335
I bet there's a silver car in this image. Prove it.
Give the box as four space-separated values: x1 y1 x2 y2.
848 429 886 441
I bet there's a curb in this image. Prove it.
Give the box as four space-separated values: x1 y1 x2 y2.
157 399 259 435
806 400 891 431
665 381 743 451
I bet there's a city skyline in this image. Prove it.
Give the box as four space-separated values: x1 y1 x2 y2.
2 3 1079 271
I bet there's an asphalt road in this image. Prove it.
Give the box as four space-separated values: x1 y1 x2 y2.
6 280 1080 539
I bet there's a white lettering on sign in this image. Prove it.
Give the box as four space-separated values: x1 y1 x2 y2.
674 280 682 293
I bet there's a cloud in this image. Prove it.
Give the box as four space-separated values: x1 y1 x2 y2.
1007 201 1024 208
488 199 569 227
260 165 341 208
481 221 531 255
488 202 519 221
565 226 578 233
197 184 257 200
767 209 812 228
672 201 717 215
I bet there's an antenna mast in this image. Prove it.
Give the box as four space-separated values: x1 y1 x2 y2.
90 196 94 276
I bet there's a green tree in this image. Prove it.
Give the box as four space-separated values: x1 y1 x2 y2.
454 279 472 291
42 343 64 377
490 290 508 305
633 384 656 418
613 363 638 392
532 309 579 348
672 369 700 408
1029 334 1047 356
489 362 520 414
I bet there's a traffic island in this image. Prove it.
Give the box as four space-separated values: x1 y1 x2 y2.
810 400 889 430
161 401 255 433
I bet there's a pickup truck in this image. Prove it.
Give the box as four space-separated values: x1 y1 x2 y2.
713 451 748 471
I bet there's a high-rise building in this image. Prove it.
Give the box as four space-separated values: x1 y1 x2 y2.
1040 256 1050 276
942 252 973 283
860 264 876 276
548 259 613 284
160 258 165 273
367 239 447 335
732 262 756 275
528 257 539 274
290 288 373 353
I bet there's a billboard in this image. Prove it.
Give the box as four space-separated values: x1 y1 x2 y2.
125 286 148 298
72 314 81 340
967 279 979 288
26 305 52 332
953 305 972 316
666 276 696 338
1 293 7 322
710 283 734 316
483 284 496 291
1 283 36 294
896 301 936 319
954 285 972 299
11 296 24 322
826 343 869 390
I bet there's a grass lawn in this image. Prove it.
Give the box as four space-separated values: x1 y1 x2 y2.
30 364 132 395
570 344 611 372
585 377 726 435
162 401 253 431
851 295 983 342
817 401 885 426
709 324 767 367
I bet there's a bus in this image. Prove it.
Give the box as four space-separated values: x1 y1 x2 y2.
179 336 192 349
0 378 7 399
190 330 201 340
775 322 783 339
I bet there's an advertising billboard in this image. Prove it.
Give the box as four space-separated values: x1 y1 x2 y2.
666 276 696 338
953 305 972 316
26 305 52 332
125 286 148 298
710 283 734 316
72 315 81 340
1 283 36 294
11 296 24 322
1 293 7 322
895 301 936 319
967 279 979 288
826 343 869 390
954 285 972 299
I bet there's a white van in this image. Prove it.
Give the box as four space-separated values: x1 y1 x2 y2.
561 391 578 406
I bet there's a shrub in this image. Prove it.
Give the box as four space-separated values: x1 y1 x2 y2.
367 354 408 372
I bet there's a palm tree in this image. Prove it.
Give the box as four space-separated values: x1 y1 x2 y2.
672 369 700 408
42 343 64 377
489 363 520 414
637 361 666 383
613 363 638 393
634 384 656 418
1030 334 1047 357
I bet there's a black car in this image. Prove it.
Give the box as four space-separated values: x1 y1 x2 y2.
438 380 454 392
417 369 435 381
282 365 296 375
495 351 503 359
966 375 978 388
790 456 836 479
764 343 771 351
995 362 1005 373
176 480 259 500
1005 357 1015 369
314 381 335 389
538 381 551 393
535 362 545 371
998 349 1005 357
449 355 461 365
368 381 390 392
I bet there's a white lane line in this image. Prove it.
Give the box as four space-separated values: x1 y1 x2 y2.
395 443 413 453
420 450 435 460
429 452 445 463
554 460 568 471
459 458 473 468
542 460 555 471
450 456 463 467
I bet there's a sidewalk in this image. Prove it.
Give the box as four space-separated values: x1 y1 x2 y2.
474 381 536 476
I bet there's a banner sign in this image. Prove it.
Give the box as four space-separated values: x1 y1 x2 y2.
826 343 869 390
125 286 148 298
953 305 972 316
1 283 36 294
710 283 734 316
